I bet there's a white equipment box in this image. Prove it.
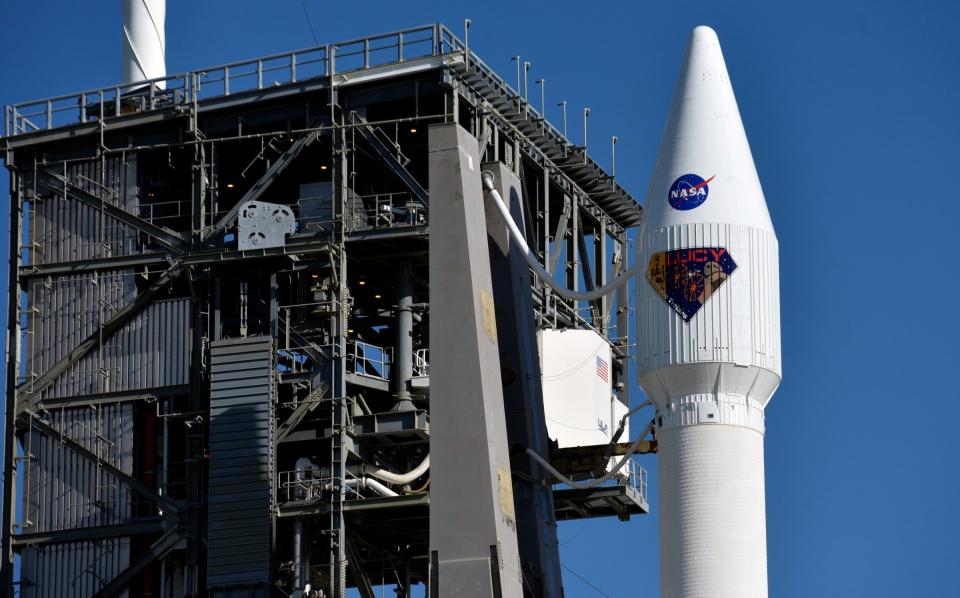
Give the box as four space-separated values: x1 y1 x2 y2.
538 328 627 452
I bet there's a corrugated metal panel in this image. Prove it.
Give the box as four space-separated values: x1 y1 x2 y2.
26 270 135 391
24 404 135 532
207 336 275 591
25 270 191 400
20 403 134 598
46 296 192 400
29 155 140 266
20 540 131 598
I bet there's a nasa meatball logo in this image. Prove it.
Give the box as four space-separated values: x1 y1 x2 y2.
667 174 715 210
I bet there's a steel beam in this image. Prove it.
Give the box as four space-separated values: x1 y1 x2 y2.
201 128 321 243
12 518 166 547
36 170 190 253
19 251 172 280
347 540 377 598
17 262 184 413
20 412 180 513
0 168 23 597
92 526 184 598
39 385 189 409
276 379 328 442
351 113 429 207
548 197 571 276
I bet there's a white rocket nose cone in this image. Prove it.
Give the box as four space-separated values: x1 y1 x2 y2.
645 25 774 235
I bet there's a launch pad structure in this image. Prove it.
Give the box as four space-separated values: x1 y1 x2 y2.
0 23 650 597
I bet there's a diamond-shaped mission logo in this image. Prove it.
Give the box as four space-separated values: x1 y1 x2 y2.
668 173 714 210
646 248 737 322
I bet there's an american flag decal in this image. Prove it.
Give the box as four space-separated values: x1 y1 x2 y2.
596 356 609 383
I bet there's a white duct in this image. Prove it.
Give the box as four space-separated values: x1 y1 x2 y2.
347 477 399 498
366 454 430 486
481 172 641 301
121 0 166 89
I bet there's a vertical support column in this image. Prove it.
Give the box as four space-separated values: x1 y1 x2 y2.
192 143 207 233
595 216 608 329
327 109 350 598
566 195 579 298
483 162 564 598
614 231 631 406
393 262 414 411
187 266 206 594
0 168 21 597
542 169 550 268
428 124 522 598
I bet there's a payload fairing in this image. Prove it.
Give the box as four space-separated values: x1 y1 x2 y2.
637 26 782 598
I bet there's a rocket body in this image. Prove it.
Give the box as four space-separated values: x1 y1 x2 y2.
121 0 166 89
637 27 781 598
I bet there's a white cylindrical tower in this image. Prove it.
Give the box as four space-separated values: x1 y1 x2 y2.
121 0 166 89
637 26 781 598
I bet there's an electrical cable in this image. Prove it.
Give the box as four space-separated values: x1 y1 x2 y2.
298 0 320 46
561 563 614 598
526 423 654 490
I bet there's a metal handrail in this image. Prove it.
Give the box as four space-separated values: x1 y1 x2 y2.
413 349 430 377
4 23 445 137
347 340 392 381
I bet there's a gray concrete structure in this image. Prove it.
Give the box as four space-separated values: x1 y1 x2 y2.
428 124 523 597
483 162 564 597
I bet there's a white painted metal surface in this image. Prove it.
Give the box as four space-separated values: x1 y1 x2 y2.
237 200 296 250
539 328 616 449
636 26 782 598
121 0 166 89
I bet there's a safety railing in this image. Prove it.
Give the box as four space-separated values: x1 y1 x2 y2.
296 191 426 234
621 456 648 503
5 23 450 137
277 468 366 504
345 192 426 232
347 340 392 381
413 348 430 377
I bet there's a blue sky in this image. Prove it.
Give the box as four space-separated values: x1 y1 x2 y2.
2 1 959 596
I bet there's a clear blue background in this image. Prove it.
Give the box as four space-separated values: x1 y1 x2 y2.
2 1 958 596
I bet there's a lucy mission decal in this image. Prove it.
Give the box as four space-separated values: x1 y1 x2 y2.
646 248 737 322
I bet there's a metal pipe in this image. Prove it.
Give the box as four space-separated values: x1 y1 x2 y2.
536 79 545 125
523 61 531 118
160 398 169 597
481 172 640 301
464 19 471 69
525 423 654 490
611 135 618 180
558 100 568 140
583 107 591 151
512 56 521 113
367 454 429 485
393 263 415 411
351 477 399 498
293 457 313 590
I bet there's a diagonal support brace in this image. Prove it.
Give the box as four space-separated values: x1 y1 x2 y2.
17 262 184 413
351 112 429 208
36 170 190 254
20 411 180 514
202 128 322 243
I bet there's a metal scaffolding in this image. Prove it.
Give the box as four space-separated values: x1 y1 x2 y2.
2 23 648 598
